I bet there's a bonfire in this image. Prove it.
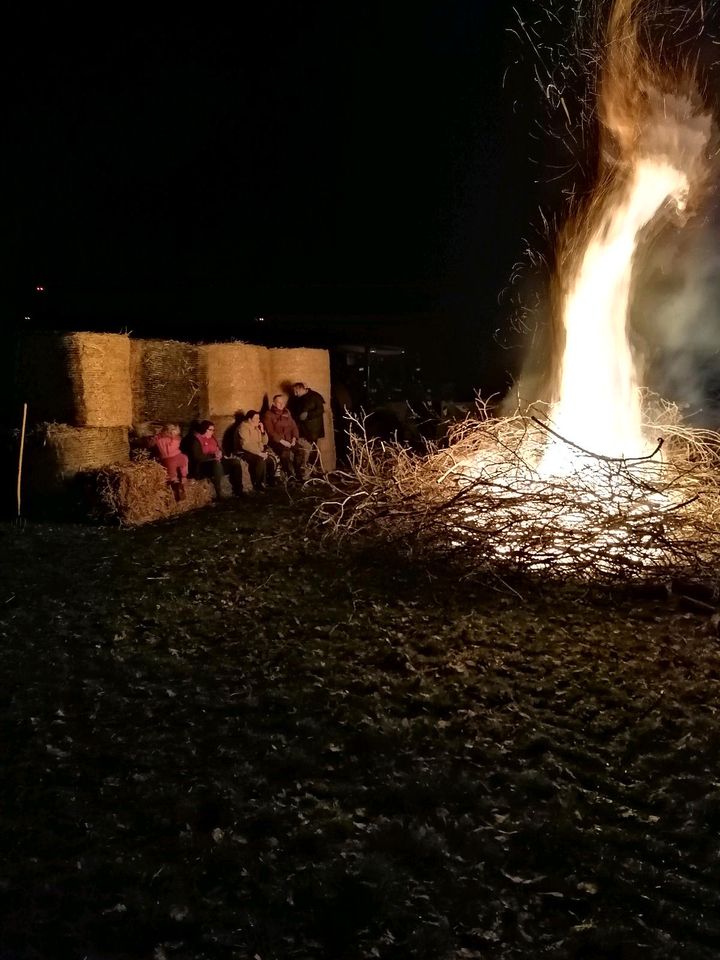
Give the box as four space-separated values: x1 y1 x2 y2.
315 0 720 585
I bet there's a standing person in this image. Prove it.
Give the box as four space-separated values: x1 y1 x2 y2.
187 420 224 498
149 423 188 501
263 394 307 481
235 410 275 491
290 382 325 476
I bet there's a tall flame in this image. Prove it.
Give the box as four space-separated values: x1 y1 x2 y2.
541 161 689 473
537 0 711 475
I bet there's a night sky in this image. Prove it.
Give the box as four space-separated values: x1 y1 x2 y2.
6 3 552 392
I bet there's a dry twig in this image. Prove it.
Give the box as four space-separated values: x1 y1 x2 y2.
312 397 720 585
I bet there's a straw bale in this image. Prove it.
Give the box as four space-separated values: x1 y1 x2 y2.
21 424 130 515
67 333 132 426
206 415 238 455
269 347 336 471
29 423 129 481
16 332 132 427
130 339 201 425
81 458 214 526
199 342 272 419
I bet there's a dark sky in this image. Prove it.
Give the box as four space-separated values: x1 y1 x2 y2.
5 2 547 389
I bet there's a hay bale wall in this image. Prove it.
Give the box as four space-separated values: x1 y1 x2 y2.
13 333 336 517
130 339 200 426
199 342 272 420
16 333 132 427
270 347 336 471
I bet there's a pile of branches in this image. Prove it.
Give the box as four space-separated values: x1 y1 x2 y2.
313 398 720 585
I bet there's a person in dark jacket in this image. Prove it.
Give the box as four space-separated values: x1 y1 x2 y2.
290 382 325 441
263 394 307 481
186 420 224 498
290 382 325 476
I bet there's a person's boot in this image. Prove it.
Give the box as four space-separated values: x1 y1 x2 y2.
177 480 187 501
170 481 182 502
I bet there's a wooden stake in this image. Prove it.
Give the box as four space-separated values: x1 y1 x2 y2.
16 403 28 519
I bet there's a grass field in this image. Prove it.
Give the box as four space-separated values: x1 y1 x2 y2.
2 493 720 959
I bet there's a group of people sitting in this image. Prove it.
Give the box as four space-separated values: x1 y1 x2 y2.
146 382 326 501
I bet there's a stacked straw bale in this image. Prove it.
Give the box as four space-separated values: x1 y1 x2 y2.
12 331 337 515
15 333 133 514
270 347 336 471
80 458 214 526
199 342 272 420
16 332 132 427
130 339 201 427
24 424 130 501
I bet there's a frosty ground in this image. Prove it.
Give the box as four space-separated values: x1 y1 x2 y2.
2 492 720 959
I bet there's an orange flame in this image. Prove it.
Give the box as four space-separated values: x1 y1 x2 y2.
538 0 711 474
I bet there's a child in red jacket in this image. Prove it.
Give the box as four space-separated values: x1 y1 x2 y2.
149 424 189 500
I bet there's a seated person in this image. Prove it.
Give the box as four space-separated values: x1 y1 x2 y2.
235 410 276 490
222 411 248 497
148 423 188 501
186 420 224 498
263 394 307 481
